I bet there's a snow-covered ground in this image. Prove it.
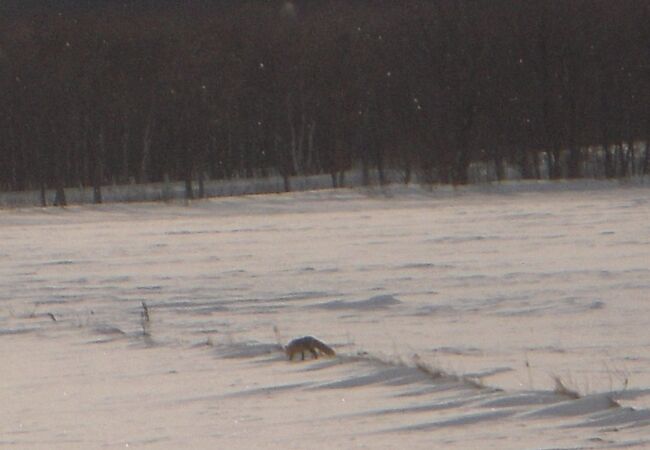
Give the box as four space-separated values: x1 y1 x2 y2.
2 181 650 449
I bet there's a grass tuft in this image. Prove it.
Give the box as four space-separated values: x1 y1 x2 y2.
552 375 581 399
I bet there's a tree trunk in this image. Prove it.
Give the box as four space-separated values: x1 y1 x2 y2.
198 171 205 199
52 145 67 207
376 146 387 186
53 184 66 207
517 149 534 180
599 78 614 179
567 146 581 179
93 127 104 204
306 121 316 173
184 177 193 200
282 173 291 192
140 113 153 183
548 147 562 179
287 94 300 175
93 185 102 204
626 139 636 175
494 155 505 182
492 146 505 181
296 110 307 175
566 92 581 179
404 165 412 184
121 117 130 183
604 144 615 179
616 143 627 177
451 141 471 185
184 151 194 201
162 173 172 201
451 160 469 185
40 181 47 207
361 158 370 186
532 151 541 179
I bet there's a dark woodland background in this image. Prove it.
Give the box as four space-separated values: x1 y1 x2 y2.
0 0 649 205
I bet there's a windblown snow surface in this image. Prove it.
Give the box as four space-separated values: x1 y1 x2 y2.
2 181 650 449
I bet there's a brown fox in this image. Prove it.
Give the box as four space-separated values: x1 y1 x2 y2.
285 336 336 360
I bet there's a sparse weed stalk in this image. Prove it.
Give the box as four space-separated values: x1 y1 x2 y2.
273 325 283 347
140 301 150 337
345 331 355 349
525 354 534 390
604 362 630 394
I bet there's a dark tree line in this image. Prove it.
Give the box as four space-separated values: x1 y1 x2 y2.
0 0 649 205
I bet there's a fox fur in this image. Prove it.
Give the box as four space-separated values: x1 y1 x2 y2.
285 336 336 360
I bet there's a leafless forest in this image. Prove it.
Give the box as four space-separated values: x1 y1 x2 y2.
0 0 649 205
